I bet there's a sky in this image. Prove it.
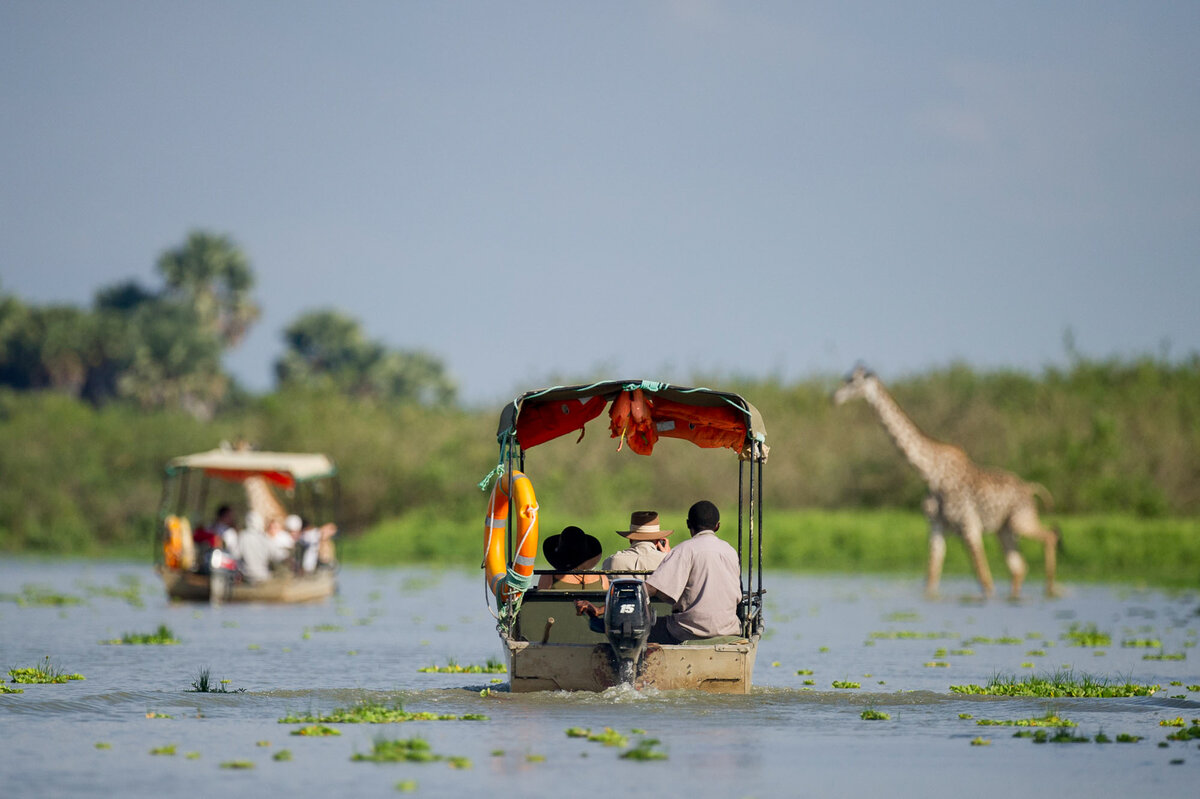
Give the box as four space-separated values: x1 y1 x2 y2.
3 1 1198 406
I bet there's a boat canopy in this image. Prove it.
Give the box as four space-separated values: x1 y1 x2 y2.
496 380 768 461
166 449 337 490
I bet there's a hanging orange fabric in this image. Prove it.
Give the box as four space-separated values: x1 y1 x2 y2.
625 389 658 455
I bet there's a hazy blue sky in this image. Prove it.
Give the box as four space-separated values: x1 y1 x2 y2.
3 1 1197 405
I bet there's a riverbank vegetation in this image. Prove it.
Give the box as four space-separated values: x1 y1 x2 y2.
1 357 1198 586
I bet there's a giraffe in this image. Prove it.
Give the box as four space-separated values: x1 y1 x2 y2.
833 365 1060 599
242 474 290 527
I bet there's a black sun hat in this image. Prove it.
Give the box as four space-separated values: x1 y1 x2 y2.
542 525 603 571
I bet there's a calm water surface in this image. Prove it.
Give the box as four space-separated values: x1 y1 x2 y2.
2 559 1197 798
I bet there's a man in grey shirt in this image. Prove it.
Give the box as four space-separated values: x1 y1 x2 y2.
643 500 742 643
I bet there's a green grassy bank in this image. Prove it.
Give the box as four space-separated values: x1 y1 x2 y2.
341 509 1200 589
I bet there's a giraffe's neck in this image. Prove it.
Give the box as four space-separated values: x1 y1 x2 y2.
864 382 944 486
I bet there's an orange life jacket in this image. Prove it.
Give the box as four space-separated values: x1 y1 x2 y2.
516 395 607 449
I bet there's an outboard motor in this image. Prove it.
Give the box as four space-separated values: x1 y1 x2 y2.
603 579 654 685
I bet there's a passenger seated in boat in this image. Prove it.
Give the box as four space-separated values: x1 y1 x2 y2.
297 517 338 572
602 510 673 574
267 516 296 570
577 501 741 644
538 526 609 591
238 511 272 583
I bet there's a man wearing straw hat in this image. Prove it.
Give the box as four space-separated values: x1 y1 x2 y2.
602 511 673 573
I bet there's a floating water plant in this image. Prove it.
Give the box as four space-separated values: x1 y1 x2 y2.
145 711 173 719
273 749 292 761
220 760 255 769
9 656 84 683
292 725 341 737
949 649 975 656
1116 734 1142 743
352 737 440 763
565 727 590 738
587 727 628 747
1163 722 1200 741
950 670 1159 698
796 669 813 675
621 738 668 760
923 662 950 668
149 744 177 756
187 668 244 693
1142 652 1185 661
95 742 111 750
396 780 418 792
969 737 991 746
447 756 472 769
860 709 891 720
976 712 1076 728
1160 717 1185 727
968 636 1022 645
186 752 200 760
870 630 954 640
0 685 24 694
418 657 506 673
1122 638 1162 648
832 681 861 689
102 624 179 645
1030 728 1090 744
525 753 545 762
279 699 488 724
1 585 83 607
1063 623 1111 647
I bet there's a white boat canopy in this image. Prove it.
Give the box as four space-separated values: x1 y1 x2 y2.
166 449 337 487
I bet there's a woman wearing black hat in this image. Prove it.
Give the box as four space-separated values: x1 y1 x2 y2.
537 526 609 590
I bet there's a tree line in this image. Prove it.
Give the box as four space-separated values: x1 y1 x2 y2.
0 230 455 419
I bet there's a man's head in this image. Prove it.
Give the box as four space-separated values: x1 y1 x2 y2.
686 500 720 535
217 504 234 524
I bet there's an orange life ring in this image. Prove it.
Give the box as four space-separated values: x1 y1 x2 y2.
483 470 539 603
163 515 193 570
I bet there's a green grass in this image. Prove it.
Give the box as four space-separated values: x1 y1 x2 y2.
101 624 178 645
950 670 1160 698
8 656 84 684
187 668 244 693
342 508 1200 588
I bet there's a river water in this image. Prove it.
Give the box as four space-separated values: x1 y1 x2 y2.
1 559 1197 798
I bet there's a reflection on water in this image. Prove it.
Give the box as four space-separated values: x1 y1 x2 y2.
1 559 1197 798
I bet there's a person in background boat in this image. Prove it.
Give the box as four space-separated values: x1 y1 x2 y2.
195 504 238 559
267 516 296 569
298 517 339 573
602 511 673 573
576 500 741 644
237 510 272 583
538 526 609 590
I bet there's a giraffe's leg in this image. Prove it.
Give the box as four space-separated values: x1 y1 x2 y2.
926 526 947 600
961 514 994 598
1012 507 1061 598
923 496 945 598
998 525 1026 600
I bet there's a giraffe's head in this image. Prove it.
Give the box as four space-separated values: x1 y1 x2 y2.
832 363 878 405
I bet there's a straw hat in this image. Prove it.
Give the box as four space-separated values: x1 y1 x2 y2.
542 526 603 571
617 511 674 541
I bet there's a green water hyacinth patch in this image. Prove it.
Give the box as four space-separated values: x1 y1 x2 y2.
102 624 179 645
832 681 861 689
621 738 668 760
0 684 24 694
976 713 1076 728
279 699 488 724
1122 638 1162 648
9 656 84 684
1163 721 1200 741
1063 623 1111 647
860 709 891 720
587 727 629 747
292 725 341 737
0 585 83 607
220 760 255 769
1142 652 1185 661
352 737 441 763
950 671 1159 698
